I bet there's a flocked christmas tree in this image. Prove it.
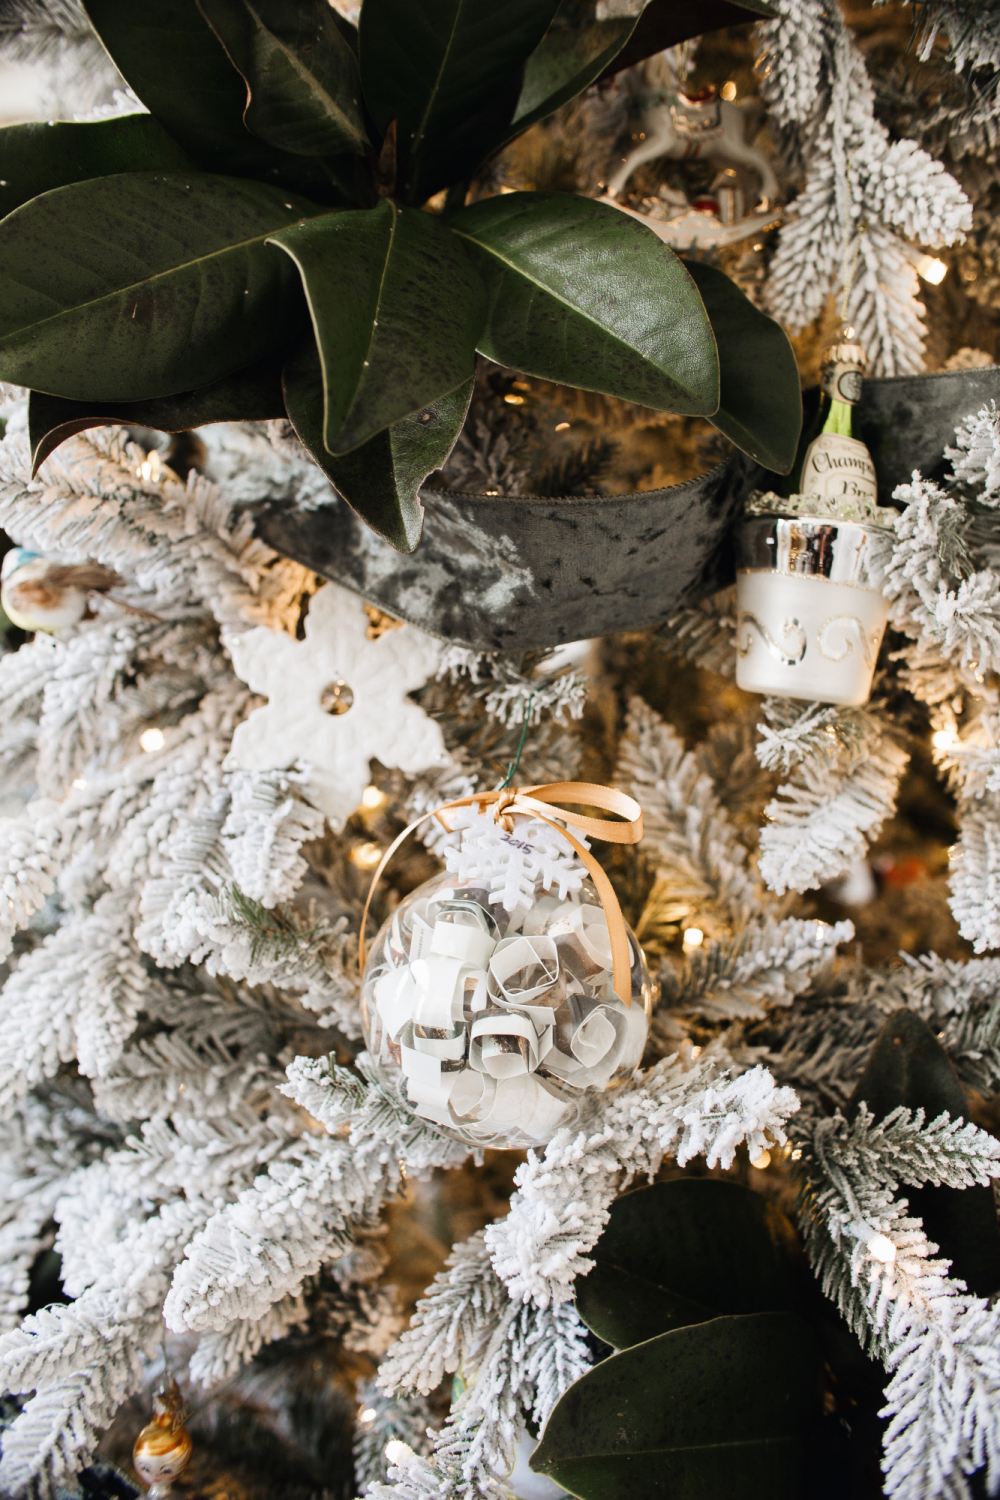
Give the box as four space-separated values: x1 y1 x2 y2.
2 2 1000 1499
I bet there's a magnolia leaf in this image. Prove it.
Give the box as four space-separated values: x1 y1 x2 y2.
81 0 342 200
268 199 486 454
0 172 316 401
283 334 472 550
197 0 368 158
502 8 637 150
27 352 287 474
849 1009 1000 1298
597 0 778 82
531 1312 820 1500
0 116 194 222
575 1180 802 1352
328 8 358 55
505 0 777 150
450 192 718 415
682 259 801 473
359 0 559 203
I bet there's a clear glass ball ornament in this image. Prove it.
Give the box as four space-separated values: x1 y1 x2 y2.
361 862 652 1149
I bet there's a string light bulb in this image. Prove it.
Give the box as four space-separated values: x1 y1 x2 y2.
914 253 948 285
750 1148 771 1170
384 1440 414 1467
360 785 385 810
868 1233 897 1263
139 728 165 753
682 927 705 949
351 841 382 869
932 728 958 750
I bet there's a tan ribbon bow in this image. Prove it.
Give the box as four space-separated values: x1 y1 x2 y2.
359 781 643 1006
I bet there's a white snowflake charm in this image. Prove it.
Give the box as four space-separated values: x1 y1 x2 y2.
360 808 652 1149
225 582 445 827
444 807 588 917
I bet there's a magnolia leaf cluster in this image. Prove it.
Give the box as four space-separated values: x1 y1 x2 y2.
0 0 798 552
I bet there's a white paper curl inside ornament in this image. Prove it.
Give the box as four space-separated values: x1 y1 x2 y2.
361 856 652 1149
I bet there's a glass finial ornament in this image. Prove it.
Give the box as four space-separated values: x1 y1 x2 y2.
132 1380 192 1498
734 324 896 707
360 789 652 1149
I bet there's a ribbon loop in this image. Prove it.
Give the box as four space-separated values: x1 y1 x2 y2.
359 781 643 1008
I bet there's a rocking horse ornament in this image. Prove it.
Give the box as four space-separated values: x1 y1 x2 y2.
607 55 779 207
602 53 781 249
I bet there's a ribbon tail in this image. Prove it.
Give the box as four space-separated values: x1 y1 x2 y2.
531 813 633 1008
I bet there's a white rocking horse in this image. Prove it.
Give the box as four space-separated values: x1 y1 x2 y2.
606 52 780 208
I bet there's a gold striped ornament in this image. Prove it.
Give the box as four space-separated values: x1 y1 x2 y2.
132 1380 192 1497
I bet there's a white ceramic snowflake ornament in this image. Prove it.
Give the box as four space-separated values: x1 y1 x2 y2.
226 582 445 827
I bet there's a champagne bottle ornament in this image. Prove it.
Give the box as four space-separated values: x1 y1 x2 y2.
132 1381 192 1498
359 783 653 1150
734 322 894 707
798 332 878 509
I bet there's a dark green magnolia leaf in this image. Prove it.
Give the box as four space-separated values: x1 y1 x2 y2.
532 1311 820 1500
0 172 317 402
197 0 368 158
505 0 777 150
596 0 778 83
682 259 801 473
27 352 287 474
268 199 486 454
501 7 637 152
81 0 349 202
328 8 358 56
449 192 718 415
358 0 559 204
576 1179 802 1351
849 1009 1000 1298
0 115 194 222
282 334 471 550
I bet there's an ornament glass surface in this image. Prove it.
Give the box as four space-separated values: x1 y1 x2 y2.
361 845 652 1148
132 1413 192 1497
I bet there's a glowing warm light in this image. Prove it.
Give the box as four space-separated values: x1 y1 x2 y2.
751 1149 771 1170
384 1441 414 1466
72 777 87 790
361 785 385 810
913 253 948 285
682 926 705 948
932 728 958 750
504 394 525 405
352 841 382 869
139 728 165 753
791 1147 803 1161
554 422 570 432
720 80 737 100
139 460 154 481
690 1045 701 1059
868 1233 897 1264
359 1408 377 1424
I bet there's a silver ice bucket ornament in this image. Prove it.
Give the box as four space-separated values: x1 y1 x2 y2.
734 514 892 706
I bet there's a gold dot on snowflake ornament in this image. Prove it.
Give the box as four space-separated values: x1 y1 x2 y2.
226 582 446 827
